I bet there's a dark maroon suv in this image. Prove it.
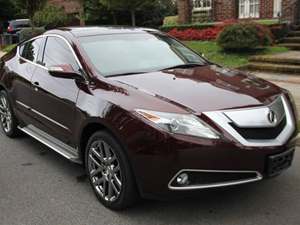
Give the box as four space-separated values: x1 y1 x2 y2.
0 27 298 210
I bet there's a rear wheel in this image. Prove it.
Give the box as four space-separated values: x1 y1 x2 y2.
85 131 138 210
0 90 19 137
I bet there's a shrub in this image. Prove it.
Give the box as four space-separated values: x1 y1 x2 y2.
33 5 69 30
163 16 178 26
18 27 46 42
217 23 273 51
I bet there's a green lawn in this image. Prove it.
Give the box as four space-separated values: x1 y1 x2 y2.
185 41 289 68
2 44 17 53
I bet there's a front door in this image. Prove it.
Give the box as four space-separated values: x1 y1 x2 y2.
13 37 45 125
239 0 260 19
30 36 81 145
273 0 282 18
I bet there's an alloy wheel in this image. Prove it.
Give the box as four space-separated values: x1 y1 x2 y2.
0 94 12 133
88 140 122 202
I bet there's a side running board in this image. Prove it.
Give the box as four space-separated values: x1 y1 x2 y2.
18 125 82 164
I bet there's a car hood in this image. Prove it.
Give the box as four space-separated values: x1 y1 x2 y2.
109 65 282 113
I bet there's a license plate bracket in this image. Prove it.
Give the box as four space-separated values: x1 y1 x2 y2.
267 148 295 177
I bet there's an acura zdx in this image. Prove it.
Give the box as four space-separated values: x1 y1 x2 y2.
0 27 298 210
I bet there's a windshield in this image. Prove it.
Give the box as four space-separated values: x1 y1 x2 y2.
79 33 207 77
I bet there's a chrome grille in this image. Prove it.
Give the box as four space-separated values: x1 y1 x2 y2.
204 95 296 147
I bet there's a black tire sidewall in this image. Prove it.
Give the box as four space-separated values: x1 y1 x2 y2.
85 130 138 210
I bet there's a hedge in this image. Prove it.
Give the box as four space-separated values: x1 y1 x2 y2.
160 22 218 32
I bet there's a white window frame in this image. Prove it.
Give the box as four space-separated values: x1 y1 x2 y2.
239 0 260 19
273 0 282 18
193 0 212 12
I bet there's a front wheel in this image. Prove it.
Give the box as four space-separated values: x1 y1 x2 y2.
0 90 19 137
85 131 139 210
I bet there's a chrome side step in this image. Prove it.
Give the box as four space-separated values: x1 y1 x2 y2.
18 125 82 164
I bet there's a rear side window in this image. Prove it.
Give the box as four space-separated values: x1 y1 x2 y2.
12 21 30 29
43 37 79 71
20 38 44 62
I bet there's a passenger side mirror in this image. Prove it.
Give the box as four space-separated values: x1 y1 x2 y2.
48 64 83 80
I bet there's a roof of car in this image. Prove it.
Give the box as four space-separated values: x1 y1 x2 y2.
10 19 30 23
51 26 160 37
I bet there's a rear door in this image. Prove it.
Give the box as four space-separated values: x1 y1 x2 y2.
30 36 81 145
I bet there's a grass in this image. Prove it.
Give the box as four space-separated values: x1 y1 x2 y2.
185 41 289 68
2 44 17 53
256 19 281 26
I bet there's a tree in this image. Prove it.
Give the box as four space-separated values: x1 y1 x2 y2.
100 0 158 26
0 0 17 20
32 5 69 29
15 0 46 19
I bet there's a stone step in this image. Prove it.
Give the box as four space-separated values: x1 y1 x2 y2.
250 55 300 65
282 37 300 44
278 43 300 50
246 63 300 74
288 31 300 37
292 25 300 31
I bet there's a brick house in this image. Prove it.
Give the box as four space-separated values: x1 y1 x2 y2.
47 0 84 25
178 0 300 24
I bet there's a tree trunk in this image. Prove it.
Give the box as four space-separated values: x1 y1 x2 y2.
112 11 118 25
79 10 85 26
130 10 136 26
177 0 192 24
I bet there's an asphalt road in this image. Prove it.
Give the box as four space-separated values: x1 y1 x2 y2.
0 131 299 225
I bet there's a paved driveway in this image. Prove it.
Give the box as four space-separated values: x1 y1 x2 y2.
0 131 299 225
254 72 300 118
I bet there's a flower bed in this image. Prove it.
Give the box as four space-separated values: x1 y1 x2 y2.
166 20 288 42
167 20 235 41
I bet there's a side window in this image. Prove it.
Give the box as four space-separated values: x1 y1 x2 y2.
20 38 44 62
43 37 79 71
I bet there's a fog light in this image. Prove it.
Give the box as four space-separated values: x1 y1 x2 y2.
176 173 189 186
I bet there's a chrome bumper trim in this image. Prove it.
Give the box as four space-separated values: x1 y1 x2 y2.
168 169 263 191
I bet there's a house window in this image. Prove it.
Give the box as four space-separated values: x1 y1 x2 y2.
273 0 282 17
193 0 212 11
239 0 260 18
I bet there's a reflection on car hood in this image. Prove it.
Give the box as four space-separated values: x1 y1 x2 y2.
109 65 282 113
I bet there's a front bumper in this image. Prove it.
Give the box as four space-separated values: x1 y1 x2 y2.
127 131 297 199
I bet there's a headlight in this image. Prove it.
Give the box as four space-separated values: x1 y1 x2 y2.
135 109 220 139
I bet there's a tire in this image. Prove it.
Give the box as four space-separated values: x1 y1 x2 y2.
85 130 139 210
0 90 19 137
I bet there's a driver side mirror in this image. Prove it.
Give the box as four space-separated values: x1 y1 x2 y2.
48 64 83 80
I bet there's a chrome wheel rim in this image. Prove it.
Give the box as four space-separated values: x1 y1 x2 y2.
88 140 122 202
0 95 12 133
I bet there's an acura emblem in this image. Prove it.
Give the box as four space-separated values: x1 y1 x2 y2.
268 110 278 125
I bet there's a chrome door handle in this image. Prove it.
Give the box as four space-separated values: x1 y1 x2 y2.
33 82 40 91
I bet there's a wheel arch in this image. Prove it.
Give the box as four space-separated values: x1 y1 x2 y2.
79 120 131 166
78 120 142 196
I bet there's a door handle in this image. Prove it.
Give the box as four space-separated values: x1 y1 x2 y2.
33 82 40 91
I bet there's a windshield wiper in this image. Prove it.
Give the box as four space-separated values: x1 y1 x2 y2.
106 71 148 78
162 63 206 71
